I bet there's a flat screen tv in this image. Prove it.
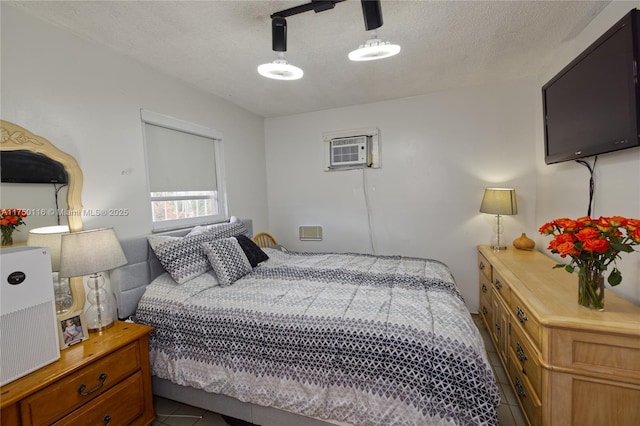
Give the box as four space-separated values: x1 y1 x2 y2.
0 150 68 184
543 8 640 165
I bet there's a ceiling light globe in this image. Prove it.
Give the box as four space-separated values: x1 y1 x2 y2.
257 59 304 80
348 39 401 61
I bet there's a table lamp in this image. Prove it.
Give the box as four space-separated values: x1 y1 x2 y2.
59 228 127 331
480 188 518 250
27 225 71 313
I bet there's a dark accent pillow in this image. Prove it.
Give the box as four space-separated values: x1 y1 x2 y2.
236 234 269 267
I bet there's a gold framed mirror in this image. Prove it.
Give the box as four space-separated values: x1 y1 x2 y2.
1 119 85 315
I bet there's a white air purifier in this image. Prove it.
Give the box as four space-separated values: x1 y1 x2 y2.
1 246 60 386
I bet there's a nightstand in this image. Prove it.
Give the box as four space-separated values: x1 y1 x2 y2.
0 321 155 425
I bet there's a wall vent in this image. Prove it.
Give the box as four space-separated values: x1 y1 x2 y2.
299 226 323 241
329 136 368 167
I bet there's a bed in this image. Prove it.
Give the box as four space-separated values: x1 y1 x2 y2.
110 220 500 426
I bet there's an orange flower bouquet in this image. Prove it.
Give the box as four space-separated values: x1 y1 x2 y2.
0 208 28 246
539 216 640 310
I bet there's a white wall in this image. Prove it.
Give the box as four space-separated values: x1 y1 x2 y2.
4 1 637 312
1 5 268 241
265 79 539 311
535 1 640 304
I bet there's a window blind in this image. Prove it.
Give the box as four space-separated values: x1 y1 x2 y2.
145 123 217 193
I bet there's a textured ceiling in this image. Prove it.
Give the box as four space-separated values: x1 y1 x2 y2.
8 0 611 118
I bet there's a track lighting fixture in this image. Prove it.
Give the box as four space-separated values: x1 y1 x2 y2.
349 0 400 61
258 16 303 80
348 29 401 61
258 0 400 80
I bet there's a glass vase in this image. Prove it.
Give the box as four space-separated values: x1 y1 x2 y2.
578 268 605 311
1 229 13 246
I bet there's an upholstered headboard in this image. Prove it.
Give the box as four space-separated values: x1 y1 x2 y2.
110 219 253 319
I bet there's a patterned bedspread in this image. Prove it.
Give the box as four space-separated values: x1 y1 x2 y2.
135 249 500 426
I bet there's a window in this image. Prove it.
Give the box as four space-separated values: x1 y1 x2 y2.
142 110 227 231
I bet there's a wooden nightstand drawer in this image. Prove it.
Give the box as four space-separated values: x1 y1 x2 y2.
52 372 144 426
21 340 141 425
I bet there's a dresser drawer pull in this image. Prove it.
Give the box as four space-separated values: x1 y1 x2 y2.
516 307 528 323
78 373 108 396
482 283 488 294
495 321 501 336
515 378 527 398
482 306 488 315
494 279 503 290
103 415 112 425
516 342 528 362
479 261 485 271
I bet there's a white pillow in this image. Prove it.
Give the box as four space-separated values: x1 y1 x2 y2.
186 221 248 238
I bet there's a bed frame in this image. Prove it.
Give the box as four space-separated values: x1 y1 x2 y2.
110 220 342 426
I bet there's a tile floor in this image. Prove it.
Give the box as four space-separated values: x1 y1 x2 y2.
153 396 229 426
472 314 527 426
152 315 526 426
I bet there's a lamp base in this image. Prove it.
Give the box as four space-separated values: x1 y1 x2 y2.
88 320 115 333
489 214 507 251
85 273 117 333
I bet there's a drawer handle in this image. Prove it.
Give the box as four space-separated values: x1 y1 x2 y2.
78 373 108 396
482 283 488 294
482 306 488 315
479 261 485 271
495 279 503 290
103 415 111 425
515 378 527 399
516 342 528 362
495 321 501 336
516 307 528 323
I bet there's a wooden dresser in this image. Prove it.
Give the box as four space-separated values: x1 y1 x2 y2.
477 245 640 426
0 321 155 425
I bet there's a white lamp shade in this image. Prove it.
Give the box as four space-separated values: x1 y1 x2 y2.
59 228 127 278
480 188 518 215
27 225 70 271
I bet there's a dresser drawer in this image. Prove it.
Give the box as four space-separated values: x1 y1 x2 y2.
508 352 541 426
510 320 542 397
509 292 541 350
20 341 141 425
477 253 491 282
550 328 640 380
479 275 492 325
53 372 144 426
492 270 511 303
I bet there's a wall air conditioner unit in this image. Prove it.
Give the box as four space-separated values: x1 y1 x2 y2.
329 136 368 168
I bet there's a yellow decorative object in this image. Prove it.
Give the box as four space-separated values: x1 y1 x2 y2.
513 233 535 250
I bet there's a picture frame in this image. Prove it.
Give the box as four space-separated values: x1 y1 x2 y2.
57 310 89 350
